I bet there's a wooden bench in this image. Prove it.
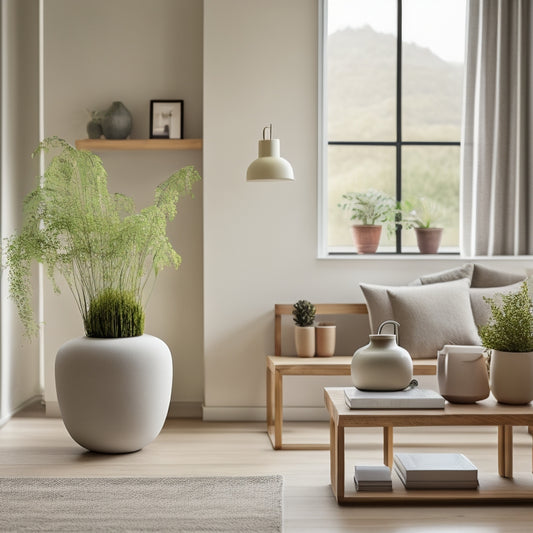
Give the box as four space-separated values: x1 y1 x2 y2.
266 303 437 450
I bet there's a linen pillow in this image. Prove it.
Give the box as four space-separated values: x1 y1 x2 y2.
386 279 481 359
418 263 474 286
360 283 394 334
469 281 524 327
471 264 526 288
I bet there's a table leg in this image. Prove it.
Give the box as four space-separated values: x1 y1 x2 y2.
498 425 513 478
383 426 393 467
273 370 283 449
330 419 345 503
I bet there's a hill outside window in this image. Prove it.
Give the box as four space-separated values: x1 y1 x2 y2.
320 0 466 255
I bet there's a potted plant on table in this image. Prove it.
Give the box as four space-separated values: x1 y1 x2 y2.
478 281 533 404
396 198 443 254
338 189 395 253
292 300 316 357
1 137 201 453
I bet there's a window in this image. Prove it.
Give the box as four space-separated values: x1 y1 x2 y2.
321 0 466 254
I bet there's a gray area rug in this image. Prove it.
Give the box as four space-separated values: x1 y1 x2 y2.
0 476 283 532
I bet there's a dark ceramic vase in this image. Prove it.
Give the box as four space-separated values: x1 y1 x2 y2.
102 101 132 140
86 119 102 139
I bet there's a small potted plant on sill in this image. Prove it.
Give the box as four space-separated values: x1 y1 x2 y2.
478 281 533 404
396 198 443 254
338 189 395 254
292 299 316 357
1 137 201 453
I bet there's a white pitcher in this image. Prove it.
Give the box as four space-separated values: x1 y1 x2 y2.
437 345 489 403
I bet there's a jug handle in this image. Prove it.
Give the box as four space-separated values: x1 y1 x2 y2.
378 320 400 336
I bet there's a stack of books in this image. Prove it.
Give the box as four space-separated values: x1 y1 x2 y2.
394 453 479 490
353 465 392 492
344 387 445 409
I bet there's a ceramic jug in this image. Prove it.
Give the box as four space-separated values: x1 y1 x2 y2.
351 320 413 391
437 345 489 403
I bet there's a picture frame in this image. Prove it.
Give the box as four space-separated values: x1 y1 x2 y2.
150 100 183 139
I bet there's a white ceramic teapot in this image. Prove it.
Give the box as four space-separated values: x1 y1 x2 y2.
437 345 489 403
351 320 413 391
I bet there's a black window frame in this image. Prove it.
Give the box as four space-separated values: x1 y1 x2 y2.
325 0 461 255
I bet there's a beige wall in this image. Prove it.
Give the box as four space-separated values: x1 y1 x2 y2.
42 0 204 415
202 0 532 420
0 0 41 423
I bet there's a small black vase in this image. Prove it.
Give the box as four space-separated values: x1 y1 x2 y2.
102 101 133 140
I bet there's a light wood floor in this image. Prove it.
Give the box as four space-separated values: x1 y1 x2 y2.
1 403 533 532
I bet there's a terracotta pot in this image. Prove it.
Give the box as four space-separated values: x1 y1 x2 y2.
350 225 382 254
316 323 336 357
294 326 315 357
415 227 443 254
490 349 533 405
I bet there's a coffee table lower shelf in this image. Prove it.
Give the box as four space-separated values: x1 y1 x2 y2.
324 387 533 505
340 473 533 504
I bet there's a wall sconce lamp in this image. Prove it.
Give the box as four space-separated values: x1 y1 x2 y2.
246 124 294 181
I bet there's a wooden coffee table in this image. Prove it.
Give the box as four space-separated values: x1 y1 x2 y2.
324 387 533 504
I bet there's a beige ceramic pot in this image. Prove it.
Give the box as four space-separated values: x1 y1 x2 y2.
295 326 315 357
316 323 336 357
489 349 533 404
351 320 413 391
415 227 443 254
55 334 172 453
350 225 382 254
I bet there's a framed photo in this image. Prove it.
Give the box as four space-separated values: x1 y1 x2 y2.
150 100 183 139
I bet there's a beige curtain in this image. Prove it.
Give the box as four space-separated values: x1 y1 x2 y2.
461 0 533 256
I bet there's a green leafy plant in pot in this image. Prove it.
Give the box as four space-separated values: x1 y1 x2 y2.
396 198 444 254
338 189 395 254
478 281 533 404
1 137 201 452
292 299 316 357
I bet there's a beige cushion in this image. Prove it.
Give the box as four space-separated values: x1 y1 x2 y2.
361 279 481 358
360 283 393 333
471 264 526 288
469 281 524 327
387 279 481 358
418 263 474 285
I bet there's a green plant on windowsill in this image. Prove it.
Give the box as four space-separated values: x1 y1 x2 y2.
395 197 443 230
1 136 201 339
338 189 396 229
478 281 533 353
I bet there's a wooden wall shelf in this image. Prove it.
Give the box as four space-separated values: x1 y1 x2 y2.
75 138 202 151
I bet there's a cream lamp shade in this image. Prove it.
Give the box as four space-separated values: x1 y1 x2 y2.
246 124 294 181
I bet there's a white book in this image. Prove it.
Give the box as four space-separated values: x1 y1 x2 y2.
354 465 392 492
344 387 445 409
395 468 478 490
394 453 478 483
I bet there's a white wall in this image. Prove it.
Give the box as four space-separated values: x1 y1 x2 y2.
0 0 41 424
202 0 533 420
42 0 204 416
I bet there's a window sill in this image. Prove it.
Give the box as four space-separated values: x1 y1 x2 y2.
317 253 533 261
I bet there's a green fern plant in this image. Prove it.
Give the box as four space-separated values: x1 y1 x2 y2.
478 281 533 352
292 300 316 327
1 137 201 338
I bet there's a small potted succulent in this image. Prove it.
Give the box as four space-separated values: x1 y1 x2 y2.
338 189 395 253
478 281 533 404
396 198 443 254
292 300 316 357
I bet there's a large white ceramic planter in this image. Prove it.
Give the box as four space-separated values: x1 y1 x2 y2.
55 334 172 453
490 349 533 405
